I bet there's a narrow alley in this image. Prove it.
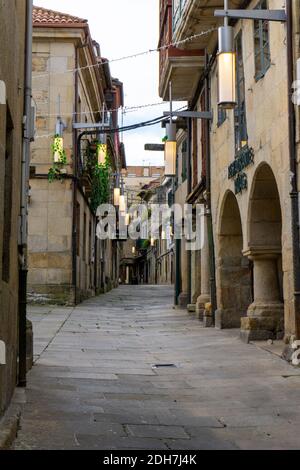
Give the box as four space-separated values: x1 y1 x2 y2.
14 286 300 450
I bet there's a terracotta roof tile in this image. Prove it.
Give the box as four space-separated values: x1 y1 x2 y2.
33 6 87 25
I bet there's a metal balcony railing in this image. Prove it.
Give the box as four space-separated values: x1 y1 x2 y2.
173 0 188 32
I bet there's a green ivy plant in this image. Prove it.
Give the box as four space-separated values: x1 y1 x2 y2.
86 140 112 212
48 134 68 182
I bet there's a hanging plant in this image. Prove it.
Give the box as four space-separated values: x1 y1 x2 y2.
86 140 112 212
91 159 111 212
48 134 68 182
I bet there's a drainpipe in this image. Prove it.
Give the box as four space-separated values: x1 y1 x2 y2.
18 0 33 387
204 51 217 324
72 45 80 305
286 0 300 340
187 118 192 305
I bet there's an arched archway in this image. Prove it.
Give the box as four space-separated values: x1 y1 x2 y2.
216 191 253 329
241 163 284 342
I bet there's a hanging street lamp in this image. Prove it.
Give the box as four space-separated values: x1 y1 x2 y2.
165 122 177 177
119 194 126 214
114 173 121 206
164 82 177 177
97 142 107 165
125 213 130 226
215 1 287 109
217 0 236 109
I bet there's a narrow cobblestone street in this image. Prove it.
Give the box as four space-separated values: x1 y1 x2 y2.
13 286 300 450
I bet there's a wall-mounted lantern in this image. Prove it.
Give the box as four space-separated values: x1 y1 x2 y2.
164 122 177 177
114 187 120 206
125 213 130 226
217 24 236 109
164 82 177 177
53 135 64 163
215 1 287 109
97 143 107 165
114 173 121 206
119 194 126 214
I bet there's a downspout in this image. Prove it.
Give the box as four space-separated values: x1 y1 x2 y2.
18 0 33 387
187 118 192 305
72 45 80 305
286 0 300 340
204 51 217 324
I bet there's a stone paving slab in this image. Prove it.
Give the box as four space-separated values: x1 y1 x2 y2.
13 285 300 450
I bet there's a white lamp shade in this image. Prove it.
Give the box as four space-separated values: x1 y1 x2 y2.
114 187 120 206
53 137 64 163
132 246 136 255
164 141 177 176
151 237 155 247
97 144 107 165
125 214 130 226
218 51 236 109
119 195 126 213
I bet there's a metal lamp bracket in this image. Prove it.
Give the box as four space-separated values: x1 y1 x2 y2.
214 9 287 23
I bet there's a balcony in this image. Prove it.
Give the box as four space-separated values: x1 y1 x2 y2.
159 46 205 101
158 0 204 101
173 0 245 49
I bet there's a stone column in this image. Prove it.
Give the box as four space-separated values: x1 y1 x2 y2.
188 250 201 314
196 216 210 321
178 238 188 308
241 250 284 342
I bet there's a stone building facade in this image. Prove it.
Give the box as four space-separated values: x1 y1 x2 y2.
28 7 125 305
159 0 300 350
0 0 30 417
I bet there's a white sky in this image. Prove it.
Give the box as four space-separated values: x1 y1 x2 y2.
35 0 175 166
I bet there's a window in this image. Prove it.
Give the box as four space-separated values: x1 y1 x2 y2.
254 0 271 80
234 32 248 152
2 107 13 283
217 73 227 127
217 107 227 127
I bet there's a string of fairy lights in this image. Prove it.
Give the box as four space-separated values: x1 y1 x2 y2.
35 105 188 140
35 98 188 120
32 27 218 81
33 26 218 140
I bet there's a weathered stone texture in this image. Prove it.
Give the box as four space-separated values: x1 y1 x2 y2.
0 0 26 418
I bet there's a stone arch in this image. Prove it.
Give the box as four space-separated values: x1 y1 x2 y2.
247 163 282 250
215 190 253 329
241 163 284 342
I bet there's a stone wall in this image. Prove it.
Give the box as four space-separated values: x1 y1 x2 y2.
0 0 26 415
28 30 111 305
209 0 294 338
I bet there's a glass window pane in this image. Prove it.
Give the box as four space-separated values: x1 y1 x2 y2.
262 43 271 71
254 0 270 78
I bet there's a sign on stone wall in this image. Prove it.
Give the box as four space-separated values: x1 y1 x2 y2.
228 146 254 194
